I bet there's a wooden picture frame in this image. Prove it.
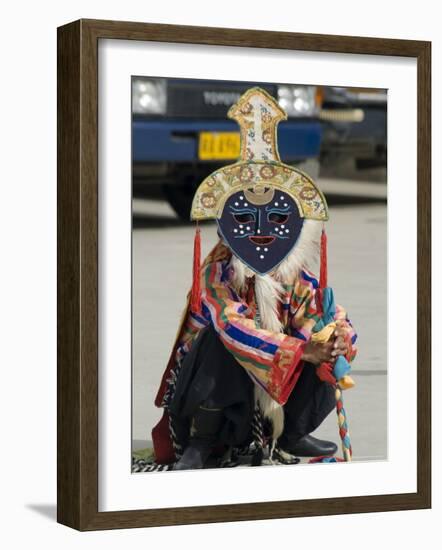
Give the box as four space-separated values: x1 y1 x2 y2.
57 18 431 530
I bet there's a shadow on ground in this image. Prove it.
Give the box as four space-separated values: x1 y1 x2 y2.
26 503 57 521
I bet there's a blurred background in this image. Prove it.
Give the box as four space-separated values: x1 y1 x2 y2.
132 77 387 218
132 78 387 464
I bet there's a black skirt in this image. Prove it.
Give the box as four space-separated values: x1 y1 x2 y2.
168 324 255 448
168 324 335 450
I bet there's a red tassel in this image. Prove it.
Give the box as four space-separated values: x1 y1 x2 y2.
190 224 202 314
319 228 328 289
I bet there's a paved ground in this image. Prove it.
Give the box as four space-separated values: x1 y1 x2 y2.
132 180 387 463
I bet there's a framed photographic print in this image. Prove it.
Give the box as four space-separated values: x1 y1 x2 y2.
57 19 431 530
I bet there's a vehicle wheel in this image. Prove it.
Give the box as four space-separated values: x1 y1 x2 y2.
162 176 196 221
356 151 386 171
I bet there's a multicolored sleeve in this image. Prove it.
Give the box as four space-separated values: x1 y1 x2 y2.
290 271 358 364
289 270 322 341
334 304 358 362
201 262 307 405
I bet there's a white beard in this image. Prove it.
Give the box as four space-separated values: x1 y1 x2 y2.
230 220 322 441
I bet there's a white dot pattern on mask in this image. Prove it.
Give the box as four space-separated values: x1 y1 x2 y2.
264 248 268 252
285 229 289 233
256 247 260 251
260 255 264 259
233 229 238 233
246 226 250 231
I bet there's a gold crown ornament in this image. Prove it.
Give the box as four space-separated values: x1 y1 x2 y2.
191 87 328 223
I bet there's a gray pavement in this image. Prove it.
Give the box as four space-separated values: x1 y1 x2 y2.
132 188 387 462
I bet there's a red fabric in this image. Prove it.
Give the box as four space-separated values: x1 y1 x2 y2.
319 229 328 289
154 294 196 407
316 361 336 385
343 331 353 361
316 229 328 314
190 225 202 314
269 344 306 405
154 331 184 407
152 410 176 464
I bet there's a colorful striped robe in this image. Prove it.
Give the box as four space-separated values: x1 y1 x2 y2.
152 241 357 463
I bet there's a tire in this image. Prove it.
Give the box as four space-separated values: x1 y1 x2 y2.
356 147 387 171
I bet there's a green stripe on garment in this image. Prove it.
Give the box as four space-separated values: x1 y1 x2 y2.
304 310 321 322
205 265 244 329
205 265 271 373
228 346 271 372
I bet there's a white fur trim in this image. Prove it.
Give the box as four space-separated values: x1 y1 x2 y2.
254 274 284 333
274 219 322 284
229 219 322 441
254 385 285 440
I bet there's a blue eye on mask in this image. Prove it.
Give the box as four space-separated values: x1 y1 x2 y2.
217 188 304 275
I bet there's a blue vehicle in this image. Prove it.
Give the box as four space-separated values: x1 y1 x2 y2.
132 78 323 220
320 87 387 170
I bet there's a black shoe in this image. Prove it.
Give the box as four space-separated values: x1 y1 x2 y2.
282 434 337 457
173 405 224 471
173 439 213 470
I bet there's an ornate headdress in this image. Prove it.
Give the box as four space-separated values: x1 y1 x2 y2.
191 87 328 222
189 87 329 311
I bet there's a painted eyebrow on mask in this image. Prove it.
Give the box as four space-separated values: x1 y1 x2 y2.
265 204 291 213
229 205 258 214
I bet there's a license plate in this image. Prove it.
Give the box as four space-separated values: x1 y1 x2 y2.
198 132 240 160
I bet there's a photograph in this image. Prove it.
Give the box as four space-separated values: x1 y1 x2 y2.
55 17 430 531
131 77 388 473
